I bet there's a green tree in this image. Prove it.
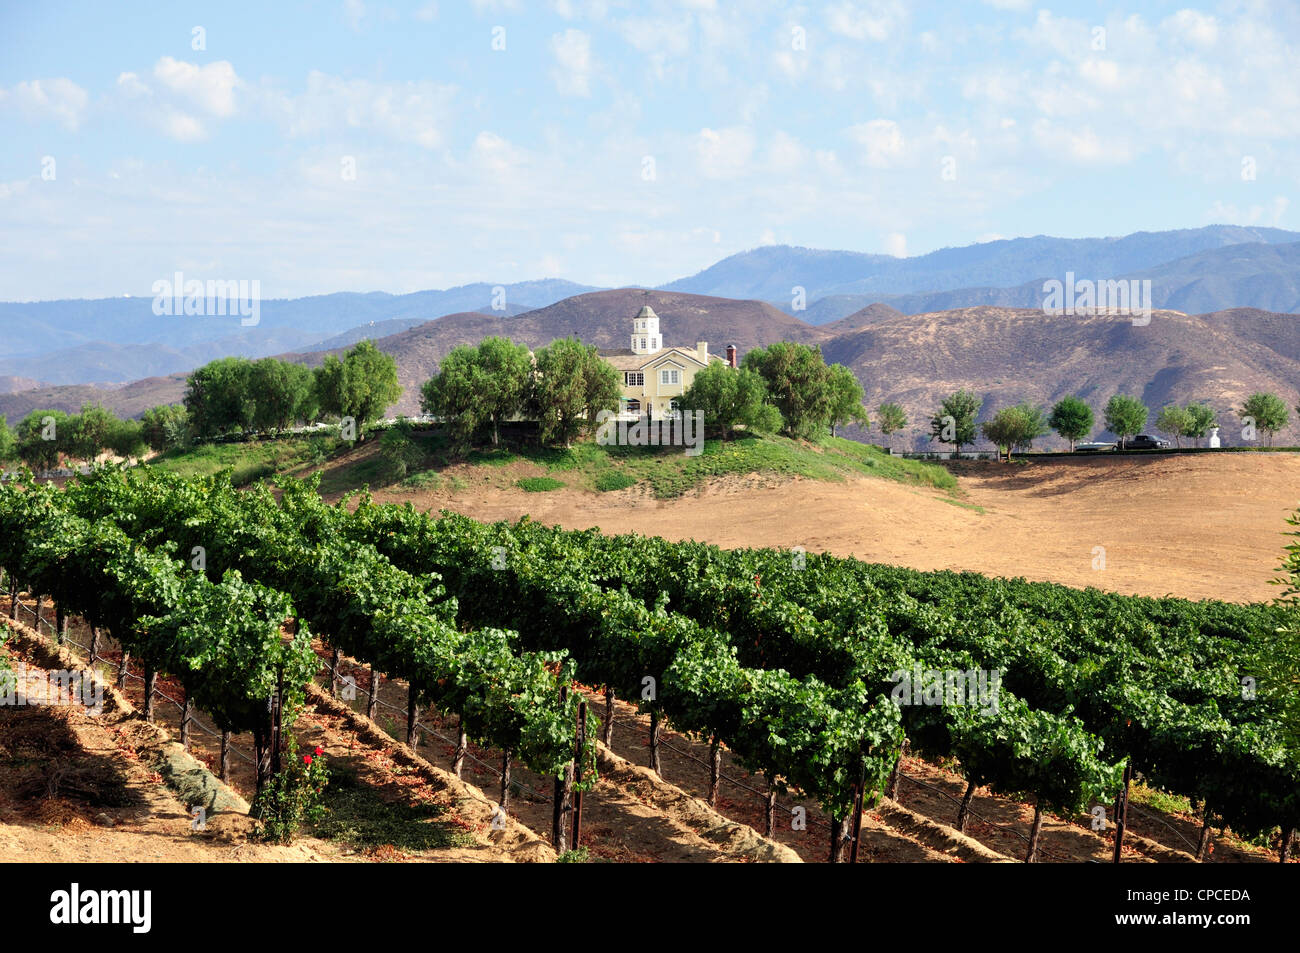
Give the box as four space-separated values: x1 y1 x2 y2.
678 364 782 440
1010 402 1050 452
981 406 1033 462
184 357 255 438
15 409 70 472
1048 396 1094 452
826 364 868 437
420 337 533 448
1183 403 1218 446
0 416 15 464
1155 405 1193 448
67 403 117 463
248 359 316 432
141 405 189 451
1240 392 1289 447
106 418 147 463
315 341 401 439
876 402 907 450
928 390 982 457
531 338 620 448
741 342 836 439
1104 394 1148 449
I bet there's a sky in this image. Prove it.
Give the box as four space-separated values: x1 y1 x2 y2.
1 0 1297 300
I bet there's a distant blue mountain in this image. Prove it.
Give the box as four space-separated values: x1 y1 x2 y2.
664 225 1300 317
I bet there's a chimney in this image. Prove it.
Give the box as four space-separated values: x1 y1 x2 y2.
726 344 737 368
696 341 708 363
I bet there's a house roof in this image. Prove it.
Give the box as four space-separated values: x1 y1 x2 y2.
598 345 725 372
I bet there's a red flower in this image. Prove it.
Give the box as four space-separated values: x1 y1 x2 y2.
314 746 324 756
304 754 313 765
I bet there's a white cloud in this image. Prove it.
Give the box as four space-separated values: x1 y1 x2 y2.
276 72 456 149
551 29 594 96
847 119 905 167
343 0 366 31
695 126 755 179
1164 9 1218 47
825 1 904 42
413 2 438 21
0 78 89 131
153 57 241 117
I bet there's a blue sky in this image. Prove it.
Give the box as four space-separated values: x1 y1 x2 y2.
1 0 1297 299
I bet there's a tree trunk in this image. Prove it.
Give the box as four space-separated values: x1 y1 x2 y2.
602 685 614 746
143 667 156 723
117 651 130 690
829 814 851 863
366 666 379 721
88 626 100 661
553 760 574 853
1025 799 1045 863
1279 828 1294 863
252 719 273 796
956 777 978 832
55 605 65 645
220 731 231 783
708 735 722 807
8 578 17 620
453 718 468 778
330 644 341 697
500 748 512 812
886 740 908 801
765 783 777 838
34 593 43 633
648 710 661 775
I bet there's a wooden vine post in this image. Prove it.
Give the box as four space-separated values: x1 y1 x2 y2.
552 687 574 852
453 717 468 778
886 739 908 801
117 651 130 690
34 593 42 632
603 685 614 746
329 644 341 697
573 701 587 849
8 577 17 620
1112 760 1132 864
708 734 722 807
367 666 380 721
180 693 193 750
142 666 156 723
88 626 100 661
648 709 662 775
765 781 777 838
55 604 65 645
849 759 867 864
220 731 231 782
500 748 512 812
406 690 418 747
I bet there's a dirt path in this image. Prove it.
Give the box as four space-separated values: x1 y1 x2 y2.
364 453 1300 603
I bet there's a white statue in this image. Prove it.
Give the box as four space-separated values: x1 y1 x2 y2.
1208 426 1220 448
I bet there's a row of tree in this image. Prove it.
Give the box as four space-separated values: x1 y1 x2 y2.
183 342 401 439
0 405 149 472
922 390 1296 458
419 337 870 448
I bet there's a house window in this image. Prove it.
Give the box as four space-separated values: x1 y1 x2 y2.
625 399 640 415
660 369 680 385
640 338 647 350
625 371 643 386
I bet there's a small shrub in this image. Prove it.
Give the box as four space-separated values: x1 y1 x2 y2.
254 737 329 844
516 476 566 492
595 472 637 492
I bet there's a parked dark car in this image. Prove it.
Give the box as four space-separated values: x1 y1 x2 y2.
1119 434 1170 450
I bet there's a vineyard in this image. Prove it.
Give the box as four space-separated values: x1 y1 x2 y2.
1 464 1298 863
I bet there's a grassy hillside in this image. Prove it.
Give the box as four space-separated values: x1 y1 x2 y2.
148 429 957 500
